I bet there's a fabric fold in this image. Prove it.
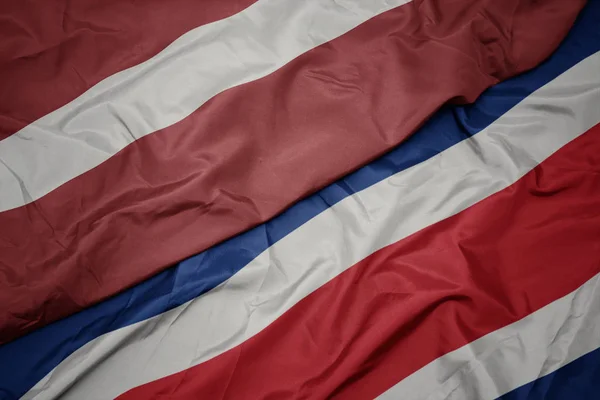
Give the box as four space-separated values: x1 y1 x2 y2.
0 0 587 344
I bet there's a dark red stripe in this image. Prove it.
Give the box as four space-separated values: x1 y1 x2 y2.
0 0 257 139
0 0 585 344
119 124 600 399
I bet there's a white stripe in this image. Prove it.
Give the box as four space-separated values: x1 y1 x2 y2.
0 0 410 212
24 52 600 400
378 273 600 400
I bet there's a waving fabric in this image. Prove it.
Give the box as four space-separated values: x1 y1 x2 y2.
0 0 587 345
1 0 599 399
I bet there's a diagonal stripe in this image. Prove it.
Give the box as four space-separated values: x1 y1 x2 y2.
0 0 258 139
1 5 598 396
0 0 411 212
497 347 600 400
22 51 600 400
0 0 589 345
379 273 600 400
120 123 600 399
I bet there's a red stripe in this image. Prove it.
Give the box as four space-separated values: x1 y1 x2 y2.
0 0 585 344
0 0 257 139
119 126 600 399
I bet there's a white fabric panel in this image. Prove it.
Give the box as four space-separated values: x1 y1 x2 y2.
378 273 600 400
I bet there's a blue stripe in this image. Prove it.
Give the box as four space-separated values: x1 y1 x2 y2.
1 1 599 398
497 348 600 400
